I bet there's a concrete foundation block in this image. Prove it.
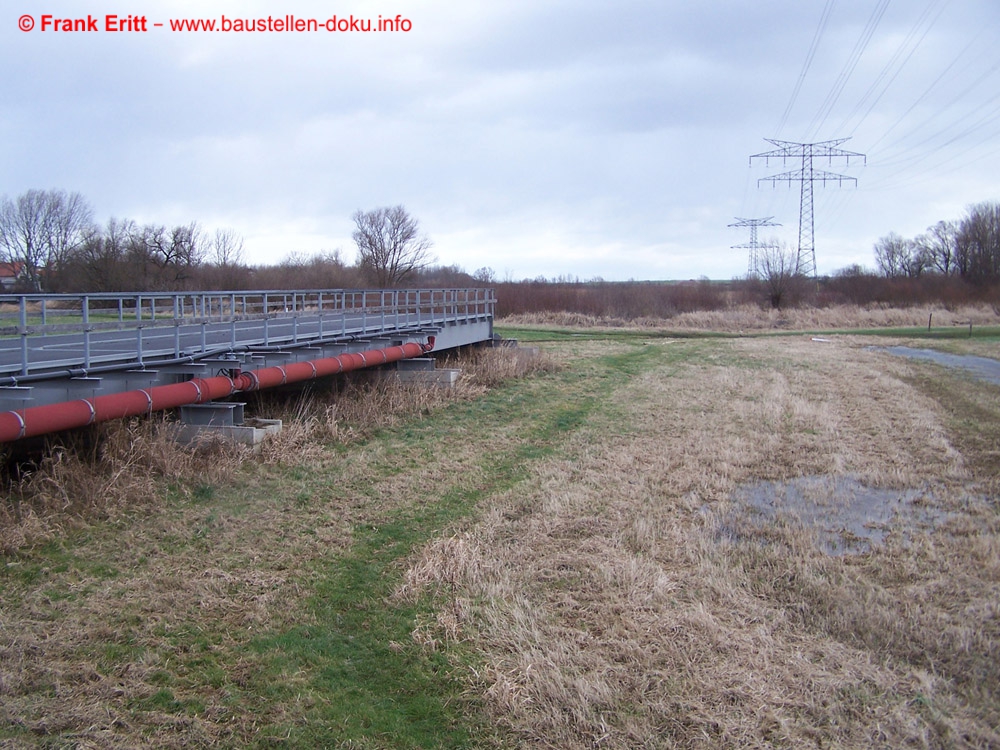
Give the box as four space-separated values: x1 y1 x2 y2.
396 368 462 387
169 418 282 452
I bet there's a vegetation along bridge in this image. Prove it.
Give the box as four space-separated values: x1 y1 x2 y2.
0 288 495 442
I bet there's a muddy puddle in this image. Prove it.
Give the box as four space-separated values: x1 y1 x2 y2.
720 475 953 556
879 346 1000 385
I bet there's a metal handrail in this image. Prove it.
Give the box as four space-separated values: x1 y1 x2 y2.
0 288 495 379
0 288 495 330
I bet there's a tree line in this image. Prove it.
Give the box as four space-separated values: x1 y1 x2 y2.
0 190 439 293
872 201 1000 282
1 189 996 316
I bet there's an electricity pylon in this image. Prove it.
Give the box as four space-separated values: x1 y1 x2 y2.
750 138 865 277
729 217 781 278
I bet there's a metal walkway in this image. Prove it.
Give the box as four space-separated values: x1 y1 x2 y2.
0 288 495 416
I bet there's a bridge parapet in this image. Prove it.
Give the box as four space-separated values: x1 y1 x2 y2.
0 288 495 384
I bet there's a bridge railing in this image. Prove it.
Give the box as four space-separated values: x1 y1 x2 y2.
0 288 495 378
0 288 495 330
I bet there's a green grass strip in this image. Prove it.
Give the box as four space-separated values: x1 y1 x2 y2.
242 343 675 747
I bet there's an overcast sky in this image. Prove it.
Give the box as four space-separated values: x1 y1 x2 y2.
4 0 999 280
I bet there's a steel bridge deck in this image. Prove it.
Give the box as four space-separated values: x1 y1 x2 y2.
0 288 495 412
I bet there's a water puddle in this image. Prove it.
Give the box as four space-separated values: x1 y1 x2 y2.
721 475 952 556
878 346 1000 386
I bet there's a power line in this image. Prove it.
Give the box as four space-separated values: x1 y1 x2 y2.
865 123 1000 192
775 0 837 138
863 26 987 153
870 57 1000 169
838 0 951 138
805 0 890 141
743 3 998 278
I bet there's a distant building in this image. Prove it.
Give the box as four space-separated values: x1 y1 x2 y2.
0 262 27 290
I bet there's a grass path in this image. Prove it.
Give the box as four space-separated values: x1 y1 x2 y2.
240 346 649 747
402 333 1000 747
2 332 999 747
1 338 669 747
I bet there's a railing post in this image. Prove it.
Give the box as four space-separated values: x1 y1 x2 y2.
263 292 270 346
230 293 237 350
199 294 208 354
173 296 181 358
82 295 91 370
19 296 28 377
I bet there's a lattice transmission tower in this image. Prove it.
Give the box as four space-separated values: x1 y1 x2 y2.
750 138 865 277
729 217 781 278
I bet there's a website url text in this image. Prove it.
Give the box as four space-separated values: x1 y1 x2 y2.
17 14 413 33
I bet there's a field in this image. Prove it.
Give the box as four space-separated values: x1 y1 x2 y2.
2 317 999 747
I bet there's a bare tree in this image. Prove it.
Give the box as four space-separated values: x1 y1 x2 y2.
210 227 245 268
352 205 434 287
0 189 94 290
957 201 1000 283
874 232 913 278
756 242 802 309
914 220 958 276
166 223 202 276
197 228 248 290
906 244 932 278
127 222 204 289
46 191 95 271
72 217 137 291
473 266 497 285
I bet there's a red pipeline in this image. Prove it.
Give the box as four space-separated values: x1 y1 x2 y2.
0 338 434 442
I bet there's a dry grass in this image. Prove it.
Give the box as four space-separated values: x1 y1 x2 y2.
502 302 1000 332
0 345 553 747
0 419 246 555
253 345 557 464
399 337 1000 747
1 346 555 553
3 332 998 747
